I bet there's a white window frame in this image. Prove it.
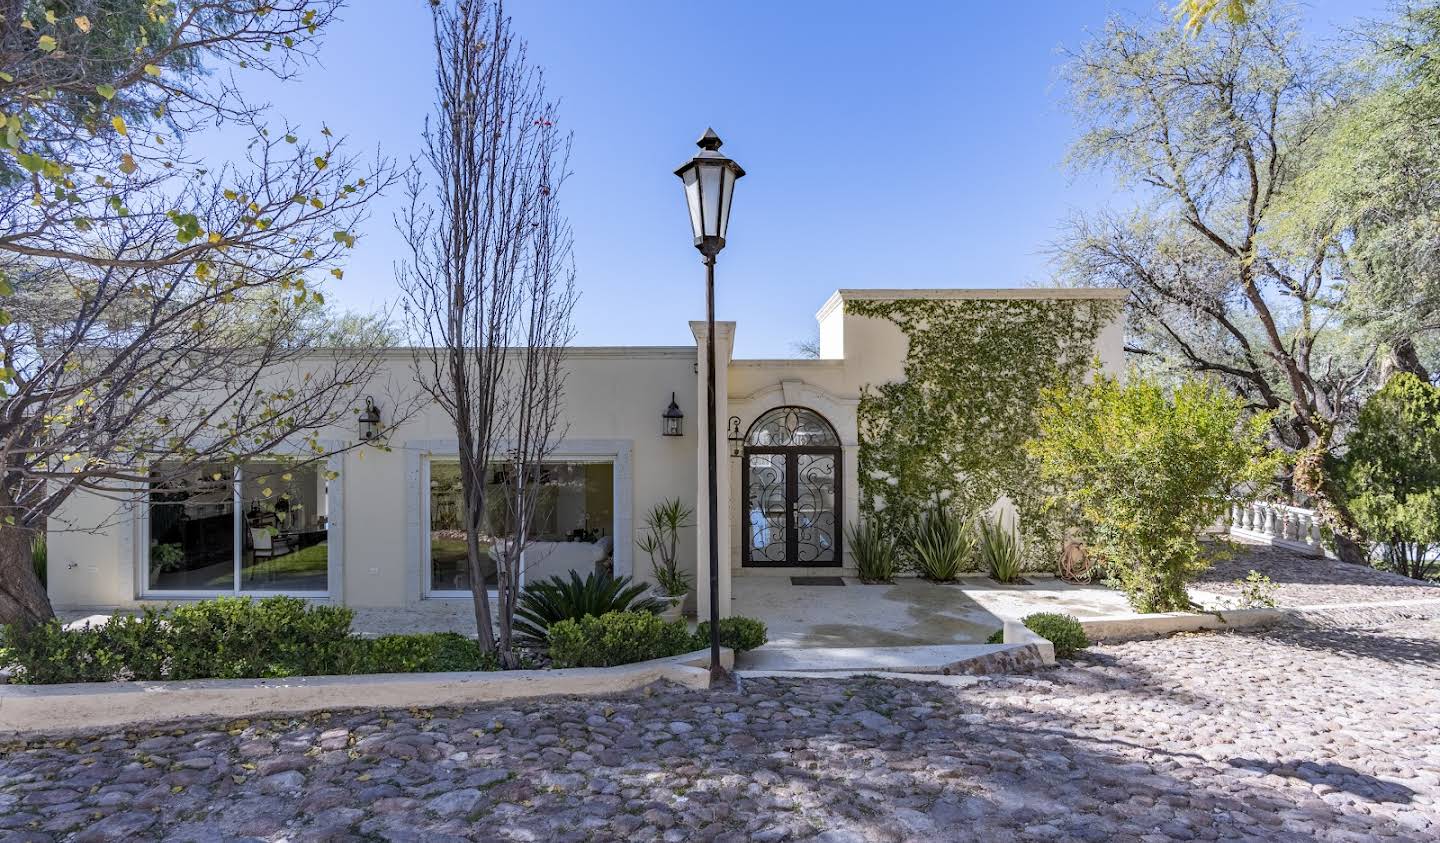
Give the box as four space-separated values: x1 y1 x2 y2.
421 454 620 599
411 440 636 599
139 452 343 600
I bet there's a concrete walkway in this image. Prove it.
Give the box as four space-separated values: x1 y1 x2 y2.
730 576 1004 649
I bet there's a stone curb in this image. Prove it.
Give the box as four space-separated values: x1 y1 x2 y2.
1079 597 1440 643
0 648 733 736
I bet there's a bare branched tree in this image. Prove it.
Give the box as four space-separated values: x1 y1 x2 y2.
0 2 398 627
398 0 574 665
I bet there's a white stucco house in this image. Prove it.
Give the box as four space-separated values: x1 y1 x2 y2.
46 288 1126 626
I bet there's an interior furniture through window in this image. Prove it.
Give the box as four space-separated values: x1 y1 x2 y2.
426 459 615 595
146 461 330 594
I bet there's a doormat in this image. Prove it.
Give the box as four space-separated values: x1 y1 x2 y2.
790 576 846 586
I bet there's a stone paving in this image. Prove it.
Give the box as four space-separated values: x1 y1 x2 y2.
3 612 1438 842
1195 541 1440 607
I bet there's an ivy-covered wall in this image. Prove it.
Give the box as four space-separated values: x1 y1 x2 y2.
850 297 1121 569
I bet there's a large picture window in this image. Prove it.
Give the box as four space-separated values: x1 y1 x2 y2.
426 459 614 595
146 461 330 594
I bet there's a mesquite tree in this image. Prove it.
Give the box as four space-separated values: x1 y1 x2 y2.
1054 2 1374 561
0 2 395 627
398 0 574 665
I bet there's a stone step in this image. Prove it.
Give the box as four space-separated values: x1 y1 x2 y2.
735 643 1039 675
735 669 983 688
731 566 859 578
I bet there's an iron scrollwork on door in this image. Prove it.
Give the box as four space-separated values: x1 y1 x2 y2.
741 407 842 567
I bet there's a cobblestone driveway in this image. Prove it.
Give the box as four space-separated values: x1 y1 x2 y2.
3 615 1438 842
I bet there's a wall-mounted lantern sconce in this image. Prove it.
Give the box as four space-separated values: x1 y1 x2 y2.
727 416 743 457
662 393 684 437
358 396 382 442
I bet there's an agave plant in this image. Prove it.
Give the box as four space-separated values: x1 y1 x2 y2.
514 572 663 645
978 516 1024 583
846 520 897 583
909 505 976 582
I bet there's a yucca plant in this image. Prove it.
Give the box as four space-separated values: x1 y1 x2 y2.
514 572 663 645
636 498 694 598
846 520 897 583
909 506 975 582
978 516 1024 583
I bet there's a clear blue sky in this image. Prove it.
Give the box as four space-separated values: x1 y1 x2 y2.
205 0 1388 357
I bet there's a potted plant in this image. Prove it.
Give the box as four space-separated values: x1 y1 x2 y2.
636 498 693 621
148 542 185 587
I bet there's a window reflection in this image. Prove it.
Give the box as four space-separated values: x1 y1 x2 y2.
429 460 614 593
147 465 234 591
239 462 329 591
146 461 329 593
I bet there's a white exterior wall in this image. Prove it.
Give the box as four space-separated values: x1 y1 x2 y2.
49 349 700 612
48 288 1127 623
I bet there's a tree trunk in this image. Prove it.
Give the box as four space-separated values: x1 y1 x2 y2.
1292 440 1369 565
0 526 54 630
460 460 496 652
1330 532 1369 566
1384 337 1432 384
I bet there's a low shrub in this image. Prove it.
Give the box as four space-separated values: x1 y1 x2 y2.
547 611 694 668
984 613 1088 658
909 506 976 582
1019 612 1088 658
165 596 354 680
978 517 1024 583
357 632 499 673
693 616 767 652
515 572 663 645
0 597 501 684
1233 570 1278 609
846 520 897 583
0 612 169 684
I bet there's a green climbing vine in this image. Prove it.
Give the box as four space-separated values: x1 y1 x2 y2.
850 296 1121 569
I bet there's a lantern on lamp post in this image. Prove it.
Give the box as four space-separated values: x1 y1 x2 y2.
675 129 744 686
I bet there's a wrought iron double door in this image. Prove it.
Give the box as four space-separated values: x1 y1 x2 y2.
741 447 841 566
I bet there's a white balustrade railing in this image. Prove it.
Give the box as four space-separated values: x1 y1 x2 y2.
1225 500 1325 557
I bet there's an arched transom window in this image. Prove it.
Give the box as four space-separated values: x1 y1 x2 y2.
745 406 839 448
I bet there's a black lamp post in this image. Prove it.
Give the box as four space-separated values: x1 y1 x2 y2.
675 128 744 685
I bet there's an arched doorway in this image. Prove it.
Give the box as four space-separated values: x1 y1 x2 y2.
741 406 842 567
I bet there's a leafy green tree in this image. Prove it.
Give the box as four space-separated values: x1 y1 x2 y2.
1055 1 1374 562
1277 2 1440 382
1030 373 1277 613
1337 373 1440 580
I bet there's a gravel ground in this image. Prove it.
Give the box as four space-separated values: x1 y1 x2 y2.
1194 541 1440 607
3 614 1438 842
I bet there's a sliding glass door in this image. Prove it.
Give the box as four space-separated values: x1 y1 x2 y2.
146 461 330 595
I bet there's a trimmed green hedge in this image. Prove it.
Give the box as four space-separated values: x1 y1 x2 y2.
0 597 498 685
1 599 770 683
694 616 768 653
549 611 768 668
